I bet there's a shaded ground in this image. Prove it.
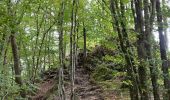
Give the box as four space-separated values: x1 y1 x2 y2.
31 65 120 100
63 65 105 100
31 46 130 100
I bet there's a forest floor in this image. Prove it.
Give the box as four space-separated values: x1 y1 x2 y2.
31 66 119 100
31 65 131 100
55 65 107 100
31 46 130 100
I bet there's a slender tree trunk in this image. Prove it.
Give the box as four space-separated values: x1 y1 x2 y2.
48 32 51 69
110 0 139 100
58 0 66 100
43 35 47 72
74 2 78 68
32 6 41 80
134 0 150 99
144 0 160 99
156 0 170 99
83 22 87 66
162 0 168 50
70 0 75 99
76 21 79 67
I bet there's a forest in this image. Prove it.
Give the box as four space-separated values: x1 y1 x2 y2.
1 0 170 100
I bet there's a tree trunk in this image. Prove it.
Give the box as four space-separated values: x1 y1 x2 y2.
134 0 150 99
156 0 170 99
7 0 25 98
110 0 139 99
83 22 87 66
144 0 160 99
10 33 25 98
58 0 66 99
162 0 168 50
70 0 76 99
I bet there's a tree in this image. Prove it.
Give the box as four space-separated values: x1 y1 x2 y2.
156 0 170 99
110 0 139 99
145 0 161 99
58 0 66 100
70 0 77 99
83 22 87 66
7 0 26 98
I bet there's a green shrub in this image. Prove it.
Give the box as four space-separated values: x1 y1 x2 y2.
92 64 114 81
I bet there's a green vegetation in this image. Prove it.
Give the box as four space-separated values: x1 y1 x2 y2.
0 0 170 100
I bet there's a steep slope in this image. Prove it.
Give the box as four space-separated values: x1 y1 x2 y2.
31 46 127 100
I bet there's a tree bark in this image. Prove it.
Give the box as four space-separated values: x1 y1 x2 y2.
7 0 25 98
58 0 66 99
110 0 139 100
156 0 170 99
162 0 168 50
145 0 160 99
83 22 87 66
70 0 76 99
134 0 150 99
10 33 26 98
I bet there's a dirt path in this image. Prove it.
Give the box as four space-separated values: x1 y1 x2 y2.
63 66 104 100
31 65 117 100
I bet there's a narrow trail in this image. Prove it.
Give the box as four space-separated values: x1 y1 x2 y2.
31 47 119 100
63 66 104 100
31 65 116 100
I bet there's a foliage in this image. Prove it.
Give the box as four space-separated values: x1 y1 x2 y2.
0 0 170 99
92 63 114 81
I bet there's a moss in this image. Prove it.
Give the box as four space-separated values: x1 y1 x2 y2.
92 64 114 81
